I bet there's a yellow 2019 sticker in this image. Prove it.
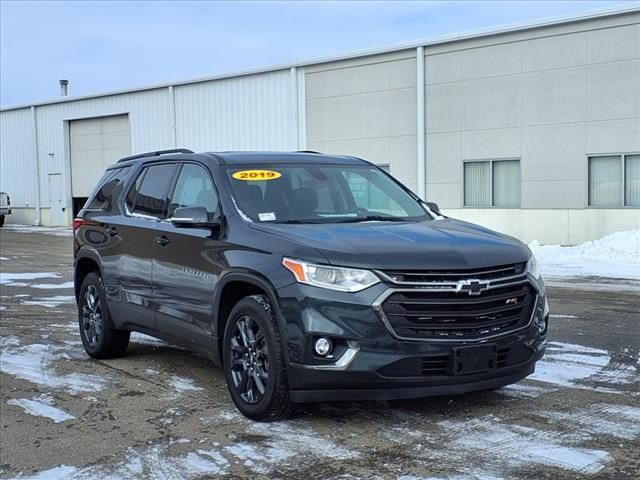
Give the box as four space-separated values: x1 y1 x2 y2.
232 169 282 181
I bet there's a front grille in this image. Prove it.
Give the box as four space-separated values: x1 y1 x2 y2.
421 354 449 376
379 346 530 378
380 283 537 341
381 263 525 284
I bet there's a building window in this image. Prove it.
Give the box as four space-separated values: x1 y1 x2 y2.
464 159 520 207
589 154 640 207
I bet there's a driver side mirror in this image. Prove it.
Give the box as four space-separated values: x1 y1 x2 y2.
170 206 220 229
425 201 441 215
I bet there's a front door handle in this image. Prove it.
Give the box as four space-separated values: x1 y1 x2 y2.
155 235 170 246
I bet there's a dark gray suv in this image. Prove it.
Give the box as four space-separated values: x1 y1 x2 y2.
73 149 549 420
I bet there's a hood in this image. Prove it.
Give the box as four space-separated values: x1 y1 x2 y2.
250 218 530 270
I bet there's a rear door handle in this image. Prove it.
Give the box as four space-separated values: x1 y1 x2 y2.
107 226 118 237
155 235 170 246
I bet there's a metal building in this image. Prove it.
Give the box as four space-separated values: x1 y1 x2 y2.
1 6 639 244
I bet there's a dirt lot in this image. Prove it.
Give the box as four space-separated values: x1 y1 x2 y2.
1 226 638 480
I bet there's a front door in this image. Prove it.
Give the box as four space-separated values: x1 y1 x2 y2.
48 173 65 225
152 162 225 349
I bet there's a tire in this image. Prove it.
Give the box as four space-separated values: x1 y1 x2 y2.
78 271 130 359
223 294 293 421
0 215 5 227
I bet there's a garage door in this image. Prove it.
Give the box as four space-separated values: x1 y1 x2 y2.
70 114 130 213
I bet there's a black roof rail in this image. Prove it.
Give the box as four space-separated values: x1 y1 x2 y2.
295 150 322 154
117 148 194 163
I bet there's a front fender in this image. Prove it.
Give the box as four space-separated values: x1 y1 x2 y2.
213 269 292 365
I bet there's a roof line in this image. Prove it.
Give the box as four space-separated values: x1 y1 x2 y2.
2 3 638 112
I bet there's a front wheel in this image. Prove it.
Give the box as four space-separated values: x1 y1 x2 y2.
223 295 293 421
78 272 130 358
0 215 5 227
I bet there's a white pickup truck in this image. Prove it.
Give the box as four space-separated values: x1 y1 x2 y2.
0 192 11 227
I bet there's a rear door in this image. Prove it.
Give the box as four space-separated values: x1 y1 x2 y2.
105 162 178 331
152 162 225 348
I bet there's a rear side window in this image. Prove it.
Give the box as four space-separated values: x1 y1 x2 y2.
86 167 130 210
126 163 177 218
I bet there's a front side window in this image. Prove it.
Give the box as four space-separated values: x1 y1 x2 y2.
589 154 640 207
464 159 520 207
225 164 428 223
169 164 219 218
126 163 177 218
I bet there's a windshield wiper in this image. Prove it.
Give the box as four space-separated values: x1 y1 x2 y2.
336 215 409 223
268 219 324 224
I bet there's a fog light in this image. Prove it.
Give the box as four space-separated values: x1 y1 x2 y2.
537 315 548 334
314 337 332 356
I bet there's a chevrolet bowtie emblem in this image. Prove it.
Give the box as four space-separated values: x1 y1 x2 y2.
455 279 490 295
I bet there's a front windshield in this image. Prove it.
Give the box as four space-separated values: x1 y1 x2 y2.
225 164 430 224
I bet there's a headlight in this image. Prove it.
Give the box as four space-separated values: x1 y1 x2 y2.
282 257 380 292
526 254 541 280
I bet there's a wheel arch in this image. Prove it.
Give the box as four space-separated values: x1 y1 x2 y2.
74 251 103 301
213 270 289 366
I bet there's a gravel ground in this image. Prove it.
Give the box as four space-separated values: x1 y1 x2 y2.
1 226 638 480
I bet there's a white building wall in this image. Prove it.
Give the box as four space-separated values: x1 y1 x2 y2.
0 108 37 211
304 51 418 192
424 13 640 243
175 70 298 151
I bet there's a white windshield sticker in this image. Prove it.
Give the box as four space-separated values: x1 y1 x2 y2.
258 212 276 221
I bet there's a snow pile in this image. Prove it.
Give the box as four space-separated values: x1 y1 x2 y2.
529 229 640 279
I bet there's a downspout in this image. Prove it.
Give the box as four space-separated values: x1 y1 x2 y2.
290 67 299 150
168 85 177 148
31 106 42 226
296 67 307 150
416 46 426 200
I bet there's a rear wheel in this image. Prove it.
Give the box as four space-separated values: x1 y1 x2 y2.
0 215 5 227
223 295 293 421
78 272 130 358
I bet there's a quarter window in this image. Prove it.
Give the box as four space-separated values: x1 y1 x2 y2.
86 166 130 210
169 164 219 218
126 163 177 218
464 160 520 207
588 154 639 207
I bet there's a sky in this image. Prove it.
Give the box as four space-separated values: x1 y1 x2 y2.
1 0 638 107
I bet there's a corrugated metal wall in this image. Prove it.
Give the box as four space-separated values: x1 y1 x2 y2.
174 70 298 151
0 108 37 207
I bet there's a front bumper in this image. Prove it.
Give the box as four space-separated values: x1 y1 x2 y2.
278 281 548 403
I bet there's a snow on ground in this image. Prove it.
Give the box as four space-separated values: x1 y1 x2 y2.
436 415 611 476
30 282 75 290
20 296 76 308
530 229 640 280
530 342 638 393
7 394 75 423
6 420 357 480
0 272 62 285
0 336 107 394
2 225 73 237
164 375 204 400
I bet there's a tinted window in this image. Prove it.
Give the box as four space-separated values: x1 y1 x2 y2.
126 164 177 218
169 164 219 218
226 164 428 223
86 167 130 210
